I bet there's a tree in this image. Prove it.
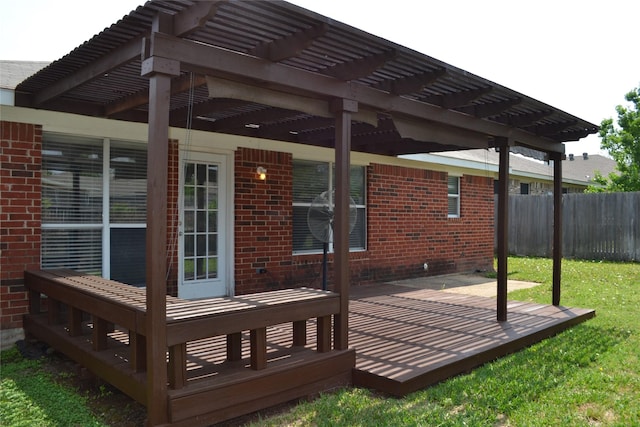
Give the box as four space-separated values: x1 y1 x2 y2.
587 86 640 192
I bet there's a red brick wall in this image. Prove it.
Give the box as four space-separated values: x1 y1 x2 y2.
234 148 294 294
233 156 494 293
0 120 494 332
362 163 494 282
0 121 42 331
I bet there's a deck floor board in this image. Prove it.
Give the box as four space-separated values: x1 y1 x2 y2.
348 284 595 395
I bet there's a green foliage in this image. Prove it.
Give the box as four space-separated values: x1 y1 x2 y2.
0 348 105 427
588 86 640 192
250 257 640 427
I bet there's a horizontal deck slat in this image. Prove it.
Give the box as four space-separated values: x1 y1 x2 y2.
349 284 595 395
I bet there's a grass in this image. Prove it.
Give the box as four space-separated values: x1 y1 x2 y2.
1 257 638 426
248 257 640 427
0 348 106 426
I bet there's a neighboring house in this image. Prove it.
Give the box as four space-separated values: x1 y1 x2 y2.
404 149 617 195
0 60 50 105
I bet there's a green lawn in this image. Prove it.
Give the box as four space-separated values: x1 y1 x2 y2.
249 258 640 426
1 257 638 426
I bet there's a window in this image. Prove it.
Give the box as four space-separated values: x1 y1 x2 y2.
447 176 460 218
520 183 530 195
42 136 147 285
292 160 366 253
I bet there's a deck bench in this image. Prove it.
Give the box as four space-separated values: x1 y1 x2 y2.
23 269 340 390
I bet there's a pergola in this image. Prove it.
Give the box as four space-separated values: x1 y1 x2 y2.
15 1 598 424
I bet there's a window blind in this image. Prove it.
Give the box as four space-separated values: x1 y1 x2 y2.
110 141 147 223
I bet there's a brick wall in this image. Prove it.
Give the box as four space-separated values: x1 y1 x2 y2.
234 148 294 294
0 121 42 332
363 163 494 283
0 121 495 332
233 156 494 293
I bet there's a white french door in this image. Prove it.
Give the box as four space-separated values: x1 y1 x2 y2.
178 153 230 299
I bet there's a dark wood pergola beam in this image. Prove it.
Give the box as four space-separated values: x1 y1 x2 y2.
147 32 565 154
32 37 143 106
496 110 554 127
421 87 493 109
105 73 207 117
455 97 522 118
30 1 221 108
525 120 578 137
322 50 396 81
171 0 224 38
251 23 328 62
209 107 301 132
374 68 447 95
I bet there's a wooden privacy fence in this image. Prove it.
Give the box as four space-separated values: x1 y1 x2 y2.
495 192 640 261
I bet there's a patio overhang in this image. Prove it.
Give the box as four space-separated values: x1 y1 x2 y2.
13 1 598 424
14 1 597 157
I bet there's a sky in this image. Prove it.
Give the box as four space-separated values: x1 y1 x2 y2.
1 0 638 157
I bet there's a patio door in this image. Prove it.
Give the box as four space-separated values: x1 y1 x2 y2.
178 154 229 299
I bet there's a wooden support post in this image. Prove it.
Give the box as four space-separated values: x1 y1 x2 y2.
168 344 186 389
47 298 61 324
226 332 242 361
250 328 267 370
552 152 563 306
92 317 109 351
68 306 83 336
28 289 40 314
129 332 146 373
292 320 307 347
496 138 510 322
317 315 331 353
142 12 180 426
330 98 357 351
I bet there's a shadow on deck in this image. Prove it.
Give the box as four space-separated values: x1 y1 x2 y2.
23 271 595 425
349 283 595 396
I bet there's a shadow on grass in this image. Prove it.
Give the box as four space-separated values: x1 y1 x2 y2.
402 322 631 424
272 323 629 427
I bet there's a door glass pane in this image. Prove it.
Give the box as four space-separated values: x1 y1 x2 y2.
207 165 217 184
208 212 217 232
208 234 217 256
196 164 206 185
184 211 194 233
185 235 194 257
196 258 206 279
197 211 206 232
197 187 206 209
183 161 219 284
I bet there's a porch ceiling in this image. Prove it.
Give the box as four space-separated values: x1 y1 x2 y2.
14 0 597 156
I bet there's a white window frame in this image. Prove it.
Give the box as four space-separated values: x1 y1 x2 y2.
41 134 147 280
292 160 366 255
447 175 461 218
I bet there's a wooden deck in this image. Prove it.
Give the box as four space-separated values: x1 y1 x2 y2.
24 271 595 424
349 283 595 396
23 270 354 426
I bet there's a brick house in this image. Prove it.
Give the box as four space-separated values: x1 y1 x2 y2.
0 1 596 352
1 107 495 346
